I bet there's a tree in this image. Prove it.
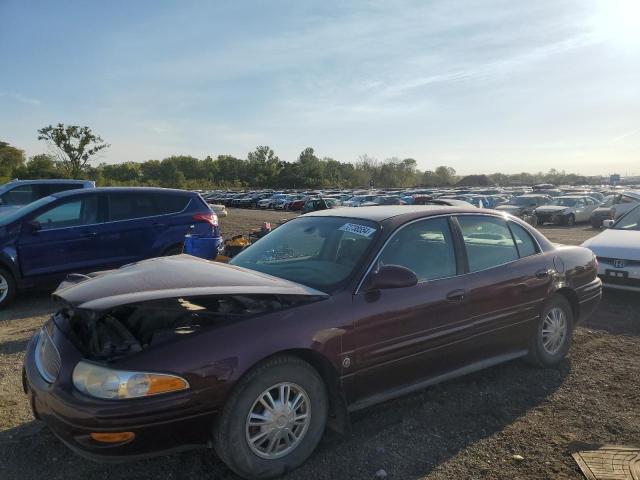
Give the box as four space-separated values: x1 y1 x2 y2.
37 123 109 178
434 165 457 186
0 141 25 179
25 154 62 178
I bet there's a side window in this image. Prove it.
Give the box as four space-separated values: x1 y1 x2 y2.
33 195 99 230
509 222 538 258
109 193 158 221
152 193 190 214
379 217 457 281
457 216 519 272
0 185 37 206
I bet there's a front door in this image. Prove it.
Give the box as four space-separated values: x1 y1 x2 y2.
352 217 468 404
18 193 107 281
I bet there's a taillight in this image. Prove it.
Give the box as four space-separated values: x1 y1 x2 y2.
193 213 218 227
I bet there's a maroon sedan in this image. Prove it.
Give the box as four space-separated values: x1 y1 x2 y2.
23 206 601 478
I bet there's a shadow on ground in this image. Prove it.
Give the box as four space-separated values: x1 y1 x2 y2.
0 358 569 480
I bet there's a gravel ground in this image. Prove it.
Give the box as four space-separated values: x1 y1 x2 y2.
0 209 637 480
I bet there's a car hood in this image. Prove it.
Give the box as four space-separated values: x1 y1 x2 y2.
54 254 328 311
581 229 640 261
535 205 568 213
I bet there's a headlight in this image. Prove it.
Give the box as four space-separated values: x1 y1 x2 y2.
72 361 189 400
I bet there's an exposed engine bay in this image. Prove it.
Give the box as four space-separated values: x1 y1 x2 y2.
55 294 314 361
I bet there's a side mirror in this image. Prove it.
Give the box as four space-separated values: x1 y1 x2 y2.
602 219 615 228
24 220 42 233
367 264 418 291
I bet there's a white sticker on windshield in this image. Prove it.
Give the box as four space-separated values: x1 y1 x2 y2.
339 223 376 237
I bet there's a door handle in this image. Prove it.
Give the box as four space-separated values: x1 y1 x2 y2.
446 289 466 302
81 230 97 237
535 268 550 279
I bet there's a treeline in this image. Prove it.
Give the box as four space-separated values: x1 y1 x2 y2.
1 141 600 189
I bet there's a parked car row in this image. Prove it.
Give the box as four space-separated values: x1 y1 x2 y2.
199 186 640 228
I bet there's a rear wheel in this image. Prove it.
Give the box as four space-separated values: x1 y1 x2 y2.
565 214 575 226
527 294 573 367
0 267 17 309
214 355 327 479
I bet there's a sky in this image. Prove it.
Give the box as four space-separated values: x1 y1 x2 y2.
1 0 639 176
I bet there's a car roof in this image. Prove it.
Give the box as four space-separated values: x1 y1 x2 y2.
51 186 193 199
304 205 477 221
6 179 91 185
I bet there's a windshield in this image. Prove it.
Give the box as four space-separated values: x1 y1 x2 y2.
549 198 577 207
613 205 640 230
0 196 56 226
230 216 379 292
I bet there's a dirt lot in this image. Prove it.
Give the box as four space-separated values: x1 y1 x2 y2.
0 209 638 480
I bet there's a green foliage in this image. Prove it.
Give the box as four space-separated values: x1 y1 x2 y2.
3 136 602 189
37 123 110 178
0 141 25 182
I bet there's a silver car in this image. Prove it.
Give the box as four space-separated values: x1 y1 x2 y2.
534 195 600 226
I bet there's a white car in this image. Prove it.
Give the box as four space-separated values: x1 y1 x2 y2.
581 205 640 292
209 204 228 217
534 195 600 226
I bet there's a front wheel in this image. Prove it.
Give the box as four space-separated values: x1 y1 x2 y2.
213 355 328 479
527 294 573 367
565 214 575 226
0 267 16 309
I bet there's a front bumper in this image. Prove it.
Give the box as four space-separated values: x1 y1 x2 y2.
23 328 217 461
597 262 640 292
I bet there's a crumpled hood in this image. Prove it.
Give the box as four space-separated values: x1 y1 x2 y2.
581 229 640 261
535 205 568 214
54 254 328 311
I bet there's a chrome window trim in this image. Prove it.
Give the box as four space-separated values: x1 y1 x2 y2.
354 212 543 295
32 195 193 233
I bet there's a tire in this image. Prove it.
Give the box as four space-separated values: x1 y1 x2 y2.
565 214 575 226
527 294 574 367
213 355 328 479
0 267 17 309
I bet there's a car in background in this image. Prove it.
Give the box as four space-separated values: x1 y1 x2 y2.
257 193 286 209
302 197 340 213
582 205 640 291
209 203 228 217
0 179 94 213
590 191 640 228
534 195 600 226
343 194 378 207
0 187 219 307
23 205 601 479
361 195 406 206
495 194 552 221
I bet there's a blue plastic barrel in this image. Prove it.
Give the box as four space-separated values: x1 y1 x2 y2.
183 235 223 260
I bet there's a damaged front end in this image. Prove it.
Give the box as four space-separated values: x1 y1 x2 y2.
56 294 317 362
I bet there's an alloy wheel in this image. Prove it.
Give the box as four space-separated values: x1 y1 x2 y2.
0 274 9 303
541 306 567 355
245 382 311 460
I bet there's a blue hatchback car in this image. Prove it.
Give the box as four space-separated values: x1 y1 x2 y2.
0 187 220 307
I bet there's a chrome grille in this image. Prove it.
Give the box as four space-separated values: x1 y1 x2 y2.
35 328 61 383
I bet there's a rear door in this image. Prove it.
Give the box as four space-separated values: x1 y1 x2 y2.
352 216 468 403
103 191 161 264
453 215 552 355
18 193 108 280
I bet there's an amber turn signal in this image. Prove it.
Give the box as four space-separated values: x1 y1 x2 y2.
90 432 135 443
147 375 189 395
